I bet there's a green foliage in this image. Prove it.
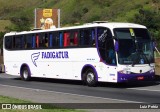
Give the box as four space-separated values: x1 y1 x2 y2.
128 7 160 48
0 31 5 48
5 16 31 32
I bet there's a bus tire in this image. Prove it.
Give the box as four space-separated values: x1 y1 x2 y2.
85 68 97 87
21 67 31 81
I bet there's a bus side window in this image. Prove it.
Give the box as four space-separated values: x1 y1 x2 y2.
97 28 107 62
80 30 84 45
25 34 32 49
105 30 116 65
13 35 24 49
21 35 25 48
52 32 59 48
73 32 78 46
97 27 116 65
80 29 92 46
49 33 53 47
64 32 70 47
39 33 49 48
106 39 116 65
44 33 49 47
69 31 79 46
59 32 63 47
36 34 39 48
5 36 12 50
39 33 43 48
91 29 95 46
32 34 36 48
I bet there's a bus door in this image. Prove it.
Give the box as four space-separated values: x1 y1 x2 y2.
97 27 117 82
105 34 117 82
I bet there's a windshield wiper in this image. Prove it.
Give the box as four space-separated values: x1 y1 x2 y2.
141 51 150 66
132 39 151 66
132 52 139 67
132 50 150 67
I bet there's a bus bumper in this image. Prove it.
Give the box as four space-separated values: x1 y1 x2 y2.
117 71 155 83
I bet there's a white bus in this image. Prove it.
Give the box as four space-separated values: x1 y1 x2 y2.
3 22 155 86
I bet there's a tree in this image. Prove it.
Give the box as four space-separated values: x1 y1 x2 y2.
0 32 5 48
5 15 31 32
129 8 160 48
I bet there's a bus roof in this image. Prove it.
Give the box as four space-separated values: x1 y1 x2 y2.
5 22 147 36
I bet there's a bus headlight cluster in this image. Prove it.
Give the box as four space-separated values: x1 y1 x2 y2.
149 69 155 73
119 70 131 74
119 68 131 74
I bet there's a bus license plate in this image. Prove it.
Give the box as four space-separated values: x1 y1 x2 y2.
137 76 144 80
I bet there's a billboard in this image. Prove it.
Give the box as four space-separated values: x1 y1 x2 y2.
34 8 60 29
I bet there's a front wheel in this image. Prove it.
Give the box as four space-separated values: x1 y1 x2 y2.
84 68 97 87
21 67 31 81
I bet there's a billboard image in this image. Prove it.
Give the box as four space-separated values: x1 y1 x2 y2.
35 8 60 29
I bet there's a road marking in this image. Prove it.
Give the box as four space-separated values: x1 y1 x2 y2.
127 88 160 92
0 84 144 103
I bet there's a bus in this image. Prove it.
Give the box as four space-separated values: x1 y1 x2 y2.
3 22 155 86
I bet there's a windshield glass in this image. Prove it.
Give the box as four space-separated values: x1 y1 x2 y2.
114 28 154 65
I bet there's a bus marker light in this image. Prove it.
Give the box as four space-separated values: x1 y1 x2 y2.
121 77 126 81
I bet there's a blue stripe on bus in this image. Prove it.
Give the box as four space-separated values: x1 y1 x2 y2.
32 35 35 48
59 33 63 47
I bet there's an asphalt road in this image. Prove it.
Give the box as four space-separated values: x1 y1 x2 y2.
0 73 160 104
0 73 160 112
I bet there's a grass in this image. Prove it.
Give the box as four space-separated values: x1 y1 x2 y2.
0 95 84 112
0 20 12 31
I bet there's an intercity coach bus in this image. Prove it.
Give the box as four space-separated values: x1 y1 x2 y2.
3 22 155 86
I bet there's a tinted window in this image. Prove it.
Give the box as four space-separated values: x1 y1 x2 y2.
5 36 12 49
25 34 32 49
37 33 49 48
97 27 116 65
114 28 150 39
70 31 78 46
80 29 95 46
51 32 59 47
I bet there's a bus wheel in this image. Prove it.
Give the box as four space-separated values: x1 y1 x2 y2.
21 67 31 81
85 68 97 87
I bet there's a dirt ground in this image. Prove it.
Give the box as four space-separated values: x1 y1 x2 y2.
155 58 160 76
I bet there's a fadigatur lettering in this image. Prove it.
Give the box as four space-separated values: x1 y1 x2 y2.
42 51 69 59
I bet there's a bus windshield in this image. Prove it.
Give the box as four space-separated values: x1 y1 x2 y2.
114 28 154 65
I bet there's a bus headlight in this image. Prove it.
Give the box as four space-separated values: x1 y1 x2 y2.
119 68 131 74
119 70 131 74
149 69 155 73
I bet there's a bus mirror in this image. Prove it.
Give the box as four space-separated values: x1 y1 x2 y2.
112 36 118 41
151 38 156 50
153 41 156 51
115 41 119 52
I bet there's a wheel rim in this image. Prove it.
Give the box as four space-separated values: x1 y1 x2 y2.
86 72 94 83
23 70 28 79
